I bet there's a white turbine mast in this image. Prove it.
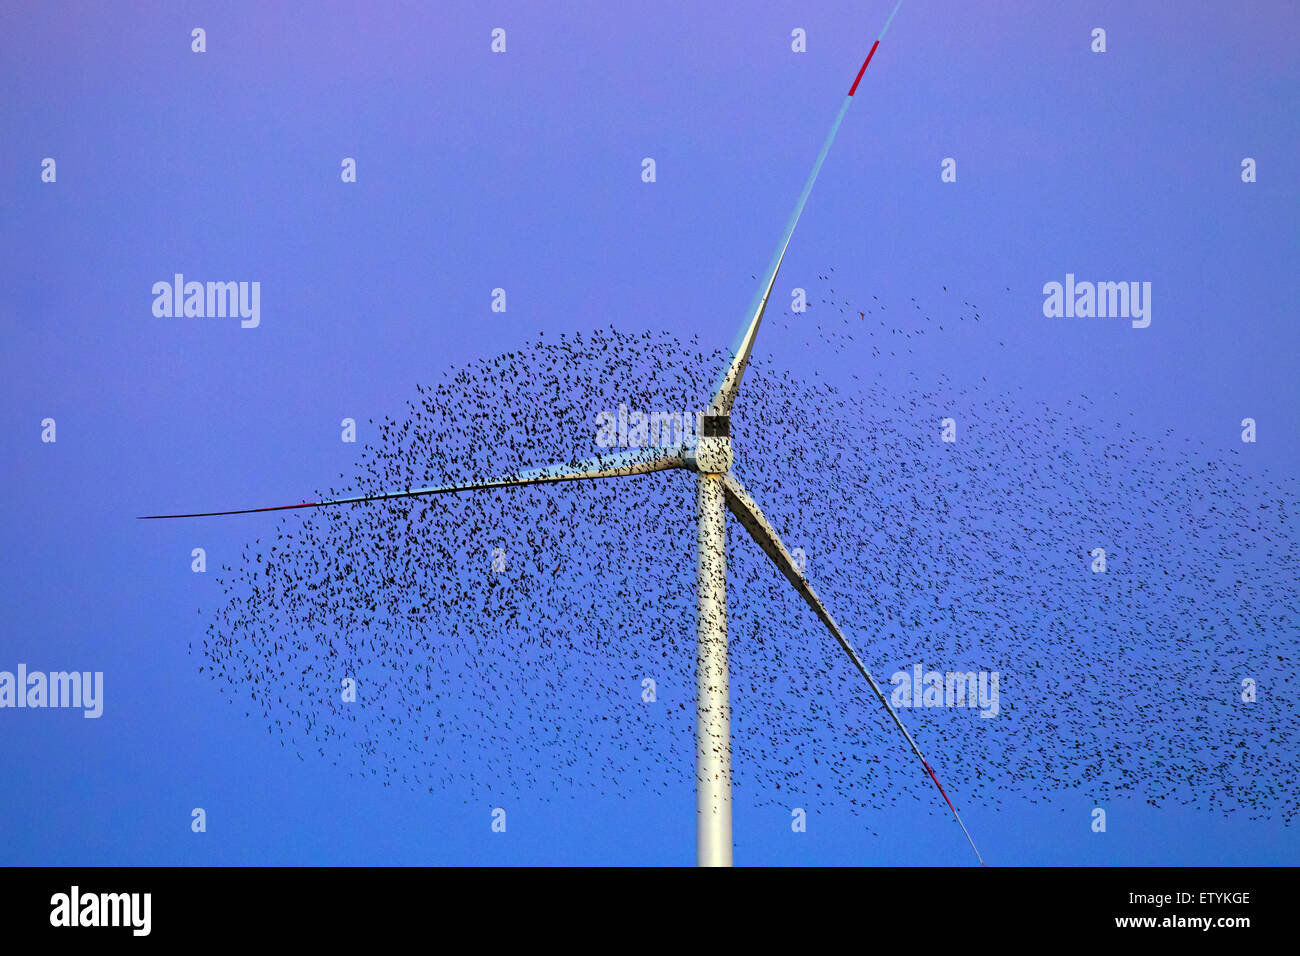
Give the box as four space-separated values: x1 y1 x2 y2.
141 1 983 866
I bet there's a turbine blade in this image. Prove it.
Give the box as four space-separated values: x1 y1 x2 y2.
721 473 983 864
709 0 905 415
138 446 686 519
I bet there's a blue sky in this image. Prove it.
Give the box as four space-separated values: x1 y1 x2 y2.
1 1 1297 864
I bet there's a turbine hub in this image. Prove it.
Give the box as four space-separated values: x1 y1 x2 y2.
689 415 732 474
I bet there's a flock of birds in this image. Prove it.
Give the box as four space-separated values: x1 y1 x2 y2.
787 266 1005 358
199 283 1299 830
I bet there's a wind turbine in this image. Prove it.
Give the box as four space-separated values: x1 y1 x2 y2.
141 0 983 866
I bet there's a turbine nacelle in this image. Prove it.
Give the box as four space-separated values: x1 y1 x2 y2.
686 414 732 474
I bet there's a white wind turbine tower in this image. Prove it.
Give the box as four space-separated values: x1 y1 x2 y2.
142 1 983 866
